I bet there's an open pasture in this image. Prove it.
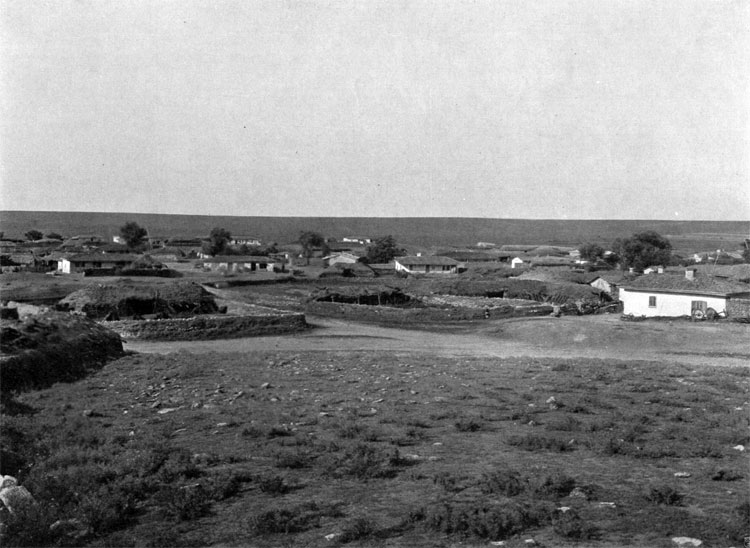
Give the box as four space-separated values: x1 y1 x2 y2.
4 343 749 547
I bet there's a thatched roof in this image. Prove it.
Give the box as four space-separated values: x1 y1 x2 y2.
622 274 750 296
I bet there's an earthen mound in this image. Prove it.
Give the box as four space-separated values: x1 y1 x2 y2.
57 281 219 320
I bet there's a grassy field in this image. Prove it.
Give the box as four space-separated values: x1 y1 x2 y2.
4 344 748 547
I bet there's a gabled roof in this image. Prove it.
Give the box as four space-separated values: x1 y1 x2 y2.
395 256 460 266
67 253 143 263
622 274 750 296
203 255 272 263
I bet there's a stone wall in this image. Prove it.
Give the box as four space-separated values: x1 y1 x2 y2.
105 312 308 341
727 298 750 319
305 301 553 324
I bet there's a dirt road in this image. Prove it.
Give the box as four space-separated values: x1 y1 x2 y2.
124 314 750 367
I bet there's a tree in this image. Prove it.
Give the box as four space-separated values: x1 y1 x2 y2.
613 231 672 271
120 222 148 250
204 227 232 256
742 246 750 264
578 243 605 262
298 231 327 265
364 235 405 264
45 232 63 240
24 230 43 241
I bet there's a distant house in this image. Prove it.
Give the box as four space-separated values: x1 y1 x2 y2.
342 236 371 245
394 255 460 274
642 265 665 275
438 251 498 264
511 257 525 269
166 238 204 248
147 247 186 262
476 242 496 248
202 255 272 273
59 253 143 274
230 236 262 246
322 252 360 268
619 270 750 318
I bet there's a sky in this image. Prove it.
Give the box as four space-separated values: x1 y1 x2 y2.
1 0 748 220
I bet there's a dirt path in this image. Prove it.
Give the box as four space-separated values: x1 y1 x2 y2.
124 315 750 367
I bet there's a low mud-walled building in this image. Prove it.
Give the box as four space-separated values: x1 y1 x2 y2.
106 312 308 341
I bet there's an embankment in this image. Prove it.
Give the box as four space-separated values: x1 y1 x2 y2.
105 312 308 341
1 309 124 394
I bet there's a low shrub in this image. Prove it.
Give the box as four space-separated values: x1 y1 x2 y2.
258 474 291 495
479 469 526 497
423 499 552 540
532 473 577 500
454 417 484 432
506 434 574 452
645 485 684 506
553 509 601 540
157 484 212 521
711 469 744 481
326 443 402 480
250 502 344 536
338 517 377 543
274 450 314 469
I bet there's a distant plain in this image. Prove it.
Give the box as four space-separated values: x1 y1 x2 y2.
1 211 748 252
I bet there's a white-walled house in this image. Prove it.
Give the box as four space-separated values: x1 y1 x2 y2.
322 252 360 268
620 270 750 318
394 256 460 274
511 257 525 269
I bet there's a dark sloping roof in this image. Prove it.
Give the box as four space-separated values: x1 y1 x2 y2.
68 253 143 263
622 274 750 296
396 256 460 266
203 255 272 263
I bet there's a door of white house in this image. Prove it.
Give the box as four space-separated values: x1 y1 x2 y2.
691 300 707 319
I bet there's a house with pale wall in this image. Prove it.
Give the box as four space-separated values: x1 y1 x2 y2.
619 269 750 318
394 255 460 274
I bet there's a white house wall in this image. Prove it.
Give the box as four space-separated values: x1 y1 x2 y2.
620 289 728 317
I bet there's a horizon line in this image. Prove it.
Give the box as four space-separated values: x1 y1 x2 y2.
2 210 749 223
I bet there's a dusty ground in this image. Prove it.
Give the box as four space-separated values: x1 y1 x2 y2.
126 314 750 368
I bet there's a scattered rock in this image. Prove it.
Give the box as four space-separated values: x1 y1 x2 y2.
557 506 572 513
597 502 616 509
674 472 691 478
732 445 745 452
0 476 35 514
157 407 178 414
568 487 587 499
261 382 271 389
324 533 338 541
672 537 702 547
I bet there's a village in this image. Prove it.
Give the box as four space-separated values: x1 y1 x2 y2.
1 223 750 326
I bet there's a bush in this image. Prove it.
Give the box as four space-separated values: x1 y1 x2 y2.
645 485 684 506
424 499 552 540
455 417 484 432
339 517 377 543
274 450 314 469
258 475 291 495
532 473 577 500
480 469 526 497
553 509 600 540
506 434 574 452
326 443 399 480
157 484 212 521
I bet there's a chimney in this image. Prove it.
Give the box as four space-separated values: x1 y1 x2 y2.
685 269 695 280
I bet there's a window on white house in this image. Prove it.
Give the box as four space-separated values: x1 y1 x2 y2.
648 296 656 307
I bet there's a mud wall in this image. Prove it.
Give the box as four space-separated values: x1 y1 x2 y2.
727 298 750 319
305 301 553 323
106 313 308 341
1 311 124 393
